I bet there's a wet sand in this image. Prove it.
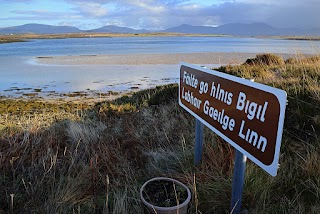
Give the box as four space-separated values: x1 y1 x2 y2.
36 52 279 65
5 52 294 103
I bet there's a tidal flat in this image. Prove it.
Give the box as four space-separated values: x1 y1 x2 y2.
0 56 181 100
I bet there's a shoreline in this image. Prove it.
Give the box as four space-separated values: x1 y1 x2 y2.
35 52 294 65
1 52 316 103
1 33 320 45
0 91 126 105
0 86 141 104
0 33 228 44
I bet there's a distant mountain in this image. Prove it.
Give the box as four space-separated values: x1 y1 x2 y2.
0 24 148 35
0 23 319 36
0 23 82 34
216 23 277 36
87 25 149 34
163 24 217 34
162 23 320 36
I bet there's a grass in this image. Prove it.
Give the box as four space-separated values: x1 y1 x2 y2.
0 38 26 44
0 54 319 213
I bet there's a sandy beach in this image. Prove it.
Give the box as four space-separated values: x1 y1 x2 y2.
36 52 287 65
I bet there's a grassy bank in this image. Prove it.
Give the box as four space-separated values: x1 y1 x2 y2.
0 37 26 44
0 54 319 213
1 34 319 45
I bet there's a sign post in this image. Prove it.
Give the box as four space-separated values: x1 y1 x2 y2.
230 150 247 213
178 62 287 212
194 119 204 165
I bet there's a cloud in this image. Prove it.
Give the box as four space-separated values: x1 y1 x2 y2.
126 0 320 29
2 9 82 22
0 0 33 2
87 0 320 29
73 2 108 17
131 2 165 13
115 1 219 29
1 0 319 30
83 1 217 29
209 0 320 28
12 9 66 16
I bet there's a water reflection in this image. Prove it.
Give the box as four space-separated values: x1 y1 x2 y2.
0 57 219 99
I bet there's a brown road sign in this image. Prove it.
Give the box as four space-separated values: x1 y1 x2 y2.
179 62 287 176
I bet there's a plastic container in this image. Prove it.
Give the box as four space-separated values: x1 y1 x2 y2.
140 177 191 214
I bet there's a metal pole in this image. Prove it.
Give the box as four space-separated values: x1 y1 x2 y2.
194 119 204 166
230 149 247 214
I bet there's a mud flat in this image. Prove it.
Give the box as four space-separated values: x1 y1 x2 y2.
36 52 290 65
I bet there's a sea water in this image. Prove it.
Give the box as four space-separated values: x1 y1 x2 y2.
0 36 319 98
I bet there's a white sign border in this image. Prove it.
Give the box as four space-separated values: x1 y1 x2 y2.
179 62 287 176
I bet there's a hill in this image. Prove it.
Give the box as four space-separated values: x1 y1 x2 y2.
0 23 82 34
87 25 149 34
0 24 148 35
0 23 319 36
163 23 320 36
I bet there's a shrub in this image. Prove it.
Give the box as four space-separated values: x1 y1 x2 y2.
244 53 284 66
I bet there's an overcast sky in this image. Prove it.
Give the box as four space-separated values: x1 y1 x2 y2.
0 0 319 30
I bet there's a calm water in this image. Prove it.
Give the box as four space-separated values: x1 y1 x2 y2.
1 36 319 56
0 36 319 98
